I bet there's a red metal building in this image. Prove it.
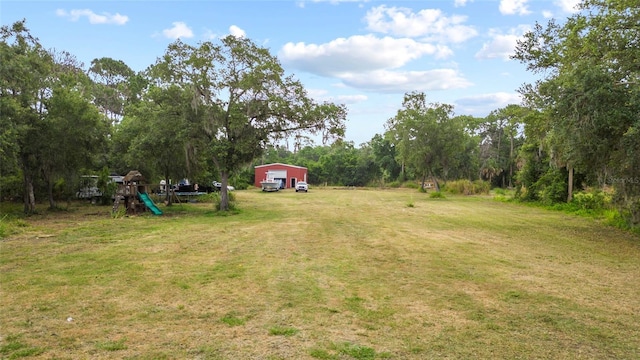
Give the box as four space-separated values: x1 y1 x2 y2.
254 163 308 189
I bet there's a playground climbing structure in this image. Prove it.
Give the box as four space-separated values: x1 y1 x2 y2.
112 170 163 215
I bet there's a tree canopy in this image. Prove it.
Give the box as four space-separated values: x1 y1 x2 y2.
513 0 640 224
385 92 467 191
149 35 347 210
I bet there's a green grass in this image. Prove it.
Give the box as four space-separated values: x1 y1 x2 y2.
268 325 300 336
95 339 127 351
429 191 446 198
0 334 44 359
220 311 247 326
1 188 639 359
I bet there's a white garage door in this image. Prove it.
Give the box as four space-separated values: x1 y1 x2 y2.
267 170 287 179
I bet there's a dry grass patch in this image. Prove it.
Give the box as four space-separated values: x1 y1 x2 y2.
1 188 639 359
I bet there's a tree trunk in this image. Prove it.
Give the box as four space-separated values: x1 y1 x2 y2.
567 165 574 203
598 165 608 190
47 177 56 209
509 133 514 188
429 168 440 192
41 166 56 209
219 171 230 211
23 171 36 214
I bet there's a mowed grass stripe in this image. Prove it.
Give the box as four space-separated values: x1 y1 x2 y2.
1 188 639 359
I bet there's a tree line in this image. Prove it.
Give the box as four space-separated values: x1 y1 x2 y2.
1 0 638 228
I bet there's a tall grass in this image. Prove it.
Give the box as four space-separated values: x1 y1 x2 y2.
444 179 490 195
0 214 29 239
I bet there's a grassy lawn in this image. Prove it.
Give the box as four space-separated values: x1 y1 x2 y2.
1 188 639 359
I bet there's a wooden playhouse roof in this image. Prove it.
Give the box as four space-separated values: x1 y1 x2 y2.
123 170 145 183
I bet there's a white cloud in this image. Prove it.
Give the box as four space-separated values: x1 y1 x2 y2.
542 10 554 18
454 0 472 7
280 34 451 76
475 25 530 60
203 29 218 40
229 25 246 38
279 6 478 95
364 5 477 43
335 94 369 104
340 69 472 93
455 92 522 116
555 0 581 13
56 9 129 25
309 88 369 103
307 88 330 99
499 0 531 15
162 22 194 39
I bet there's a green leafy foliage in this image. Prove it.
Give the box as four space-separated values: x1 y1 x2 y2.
572 191 611 211
444 180 490 195
513 0 640 227
429 191 446 199
535 168 568 205
2 7 638 230
204 191 237 211
386 92 468 190
150 36 347 210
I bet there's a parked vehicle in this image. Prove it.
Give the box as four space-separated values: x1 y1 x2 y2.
295 181 308 192
213 181 235 191
260 179 280 192
77 174 123 201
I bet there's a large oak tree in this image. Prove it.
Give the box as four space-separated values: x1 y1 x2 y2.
386 92 466 191
151 35 346 210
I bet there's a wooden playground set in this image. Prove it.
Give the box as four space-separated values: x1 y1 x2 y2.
111 170 163 216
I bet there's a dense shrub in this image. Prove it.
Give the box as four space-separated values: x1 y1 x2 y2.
429 191 446 199
195 191 237 211
571 191 611 210
209 191 236 211
0 217 6 239
404 181 420 189
231 181 251 190
0 215 29 239
444 179 490 195
519 168 567 204
473 180 491 194
0 174 22 201
386 181 402 188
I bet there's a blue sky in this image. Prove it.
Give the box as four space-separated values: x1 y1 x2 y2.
1 0 580 146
